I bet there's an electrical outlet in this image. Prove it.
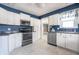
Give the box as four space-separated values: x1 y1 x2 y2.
8 28 11 31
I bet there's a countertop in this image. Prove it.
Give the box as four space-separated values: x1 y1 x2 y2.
0 31 34 36
0 31 20 36
48 31 79 34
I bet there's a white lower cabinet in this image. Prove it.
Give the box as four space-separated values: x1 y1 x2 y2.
66 34 79 52
9 34 15 52
0 33 22 55
57 33 79 52
9 33 22 52
0 35 9 55
57 33 66 48
14 33 22 48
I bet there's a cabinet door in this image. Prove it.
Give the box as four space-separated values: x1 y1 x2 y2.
20 13 30 21
13 13 20 25
7 12 14 25
15 33 22 48
48 14 58 25
57 33 65 48
66 34 78 52
9 34 15 52
0 7 8 24
7 11 20 25
9 33 22 52
0 36 9 55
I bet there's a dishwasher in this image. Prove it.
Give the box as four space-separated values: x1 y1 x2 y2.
48 32 57 46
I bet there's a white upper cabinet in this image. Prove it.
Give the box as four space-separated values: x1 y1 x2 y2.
48 14 59 25
76 8 79 25
7 11 14 25
0 7 20 25
42 17 48 24
13 13 20 25
0 7 8 24
20 13 30 21
59 9 79 28
7 11 20 25
30 18 34 26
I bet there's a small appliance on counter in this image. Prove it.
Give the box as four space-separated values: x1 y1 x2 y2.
49 25 60 32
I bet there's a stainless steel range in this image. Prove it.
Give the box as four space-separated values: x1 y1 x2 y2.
22 32 32 46
19 20 33 46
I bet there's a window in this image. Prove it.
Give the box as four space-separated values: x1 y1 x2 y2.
60 9 76 28
62 21 74 28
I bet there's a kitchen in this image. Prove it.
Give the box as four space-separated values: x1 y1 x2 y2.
0 3 79 55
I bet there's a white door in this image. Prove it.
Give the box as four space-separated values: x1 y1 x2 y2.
0 36 9 55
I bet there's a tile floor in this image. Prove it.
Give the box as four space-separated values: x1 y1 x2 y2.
10 39 78 55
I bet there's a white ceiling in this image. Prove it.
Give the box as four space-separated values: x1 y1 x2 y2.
3 3 73 16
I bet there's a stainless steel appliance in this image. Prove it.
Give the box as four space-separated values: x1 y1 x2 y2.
48 32 57 46
48 25 59 46
22 32 32 46
20 20 33 46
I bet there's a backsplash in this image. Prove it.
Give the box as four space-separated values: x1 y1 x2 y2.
0 24 33 32
58 28 78 32
49 25 79 32
0 24 20 32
